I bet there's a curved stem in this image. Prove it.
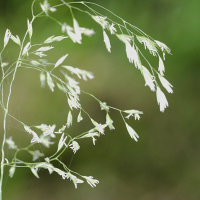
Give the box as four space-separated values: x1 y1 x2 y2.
0 14 34 200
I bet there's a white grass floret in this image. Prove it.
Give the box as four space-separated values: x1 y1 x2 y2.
158 74 173 93
103 30 111 53
156 86 169 112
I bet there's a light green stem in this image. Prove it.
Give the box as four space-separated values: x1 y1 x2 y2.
0 59 21 200
0 15 31 198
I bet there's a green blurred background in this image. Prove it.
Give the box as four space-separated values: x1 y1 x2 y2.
0 0 200 199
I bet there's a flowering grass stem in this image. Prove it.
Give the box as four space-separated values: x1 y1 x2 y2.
0 0 172 198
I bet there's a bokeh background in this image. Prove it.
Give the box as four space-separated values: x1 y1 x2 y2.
0 0 200 199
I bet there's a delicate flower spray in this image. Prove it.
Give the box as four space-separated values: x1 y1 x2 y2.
0 0 172 198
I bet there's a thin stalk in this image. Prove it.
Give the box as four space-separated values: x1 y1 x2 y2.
0 15 33 199
0 61 22 200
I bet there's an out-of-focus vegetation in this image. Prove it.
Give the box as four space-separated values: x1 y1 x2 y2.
0 0 200 199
